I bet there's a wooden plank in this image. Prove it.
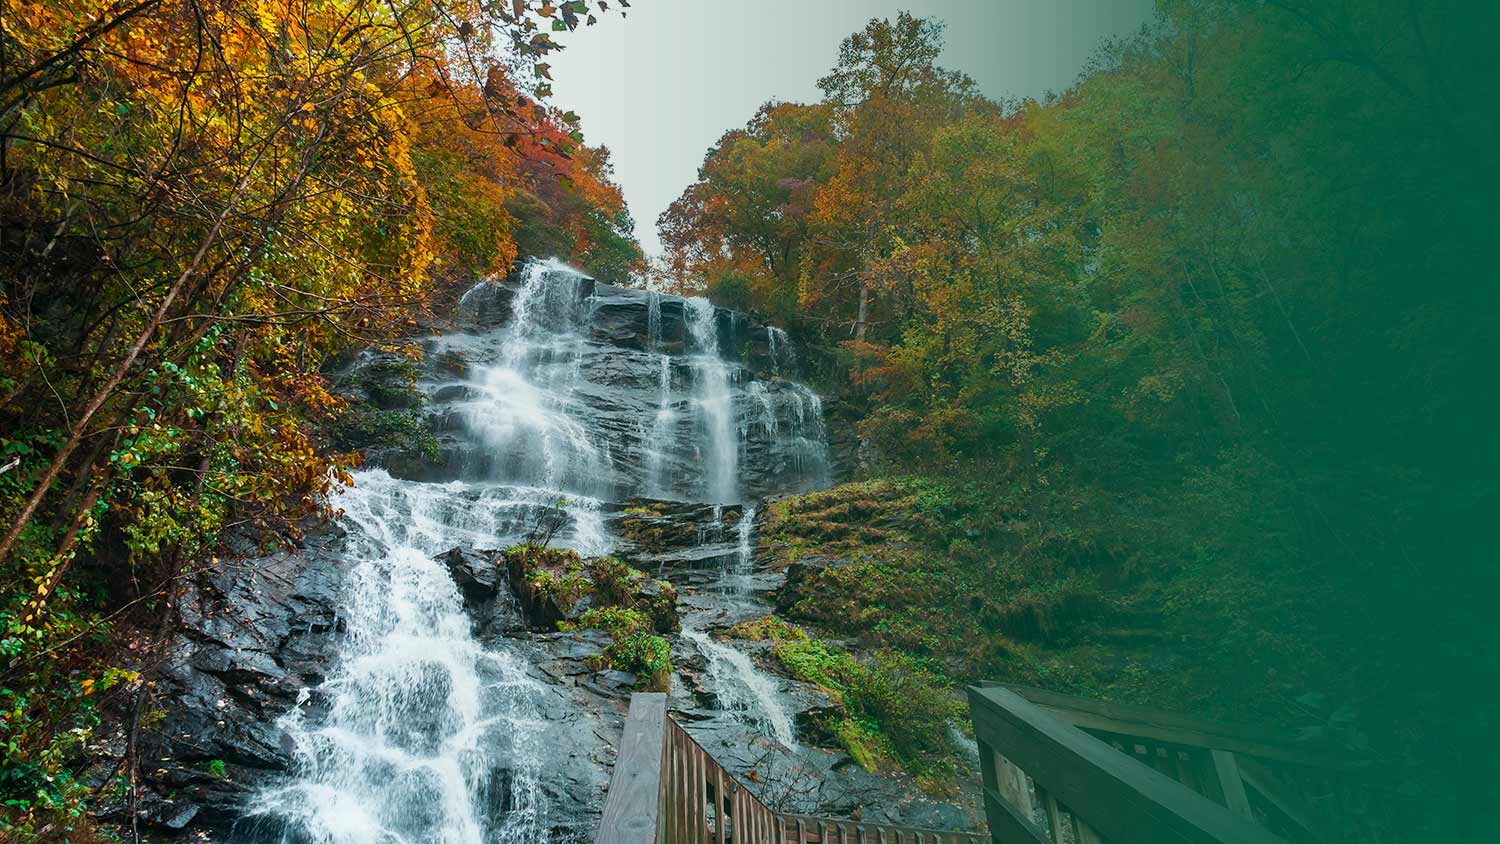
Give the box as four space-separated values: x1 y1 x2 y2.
1175 750 1202 797
695 739 708 844
1237 757 1334 844
598 693 669 844
716 766 727 844
968 686 1287 844
775 814 984 844
1038 785 1064 844
987 684 1367 773
678 725 690 844
994 752 1028 819
982 786 1052 844
731 785 742 844
1210 750 1254 821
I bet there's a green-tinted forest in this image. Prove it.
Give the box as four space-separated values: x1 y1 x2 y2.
661 2 1496 838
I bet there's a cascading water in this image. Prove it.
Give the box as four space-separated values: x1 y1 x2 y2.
683 628 798 749
728 506 757 596
679 504 799 750
766 326 794 376
251 258 830 842
644 354 674 498
646 291 663 350
687 297 739 503
248 479 556 844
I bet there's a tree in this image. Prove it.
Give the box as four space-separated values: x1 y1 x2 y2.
807 13 977 342
659 101 834 320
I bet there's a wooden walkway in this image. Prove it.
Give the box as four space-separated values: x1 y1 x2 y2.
595 688 1388 844
596 694 986 844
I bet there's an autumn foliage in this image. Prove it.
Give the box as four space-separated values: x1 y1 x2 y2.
0 0 637 832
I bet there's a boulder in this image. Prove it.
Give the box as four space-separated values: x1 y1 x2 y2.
437 545 500 603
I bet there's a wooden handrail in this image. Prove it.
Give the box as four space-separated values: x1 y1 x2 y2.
597 693 986 844
981 684 1369 773
967 685 1287 844
598 693 670 844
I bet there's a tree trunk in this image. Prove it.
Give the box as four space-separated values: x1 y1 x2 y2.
855 283 870 342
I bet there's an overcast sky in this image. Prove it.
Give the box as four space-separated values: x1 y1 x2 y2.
547 1 1156 258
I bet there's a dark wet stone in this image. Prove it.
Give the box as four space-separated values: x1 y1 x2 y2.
163 804 201 830
454 278 517 329
142 525 347 833
584 670 639 699
437 545 499 605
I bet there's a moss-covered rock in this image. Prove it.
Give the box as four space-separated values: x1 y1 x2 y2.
502 544 679 634
721 614 963 787
502 544 678 693
325 347 442 470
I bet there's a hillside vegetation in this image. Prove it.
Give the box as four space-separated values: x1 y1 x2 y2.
662 3 1497 838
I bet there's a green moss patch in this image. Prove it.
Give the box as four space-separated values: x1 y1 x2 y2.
504 544 677 692
723 614 963 786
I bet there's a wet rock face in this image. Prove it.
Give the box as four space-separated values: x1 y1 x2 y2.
336 259 848 500
146 534 621 842
145 259 979 840
140 526 347 834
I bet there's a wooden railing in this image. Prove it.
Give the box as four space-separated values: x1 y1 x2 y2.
598 693 987 844
967 685 1386 844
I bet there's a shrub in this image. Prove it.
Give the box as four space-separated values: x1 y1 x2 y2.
603 631 671 692
576 606 651 638
725 615 806 643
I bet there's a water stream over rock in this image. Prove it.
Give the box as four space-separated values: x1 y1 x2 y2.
235 260 843 843
147 259 974 843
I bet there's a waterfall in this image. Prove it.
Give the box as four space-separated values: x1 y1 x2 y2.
248 478 564 844
252 259 831 841
687 297 738 503
727 505 757 595
787 386 832 489
682 629 798 750
646 291 662 351
644 353 675 497
767 326 794 376
746 381 777 437
678 504 801 749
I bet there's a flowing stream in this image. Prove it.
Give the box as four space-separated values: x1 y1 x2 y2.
249 260 831 843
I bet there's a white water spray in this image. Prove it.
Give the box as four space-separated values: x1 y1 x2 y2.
687 297 738 503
